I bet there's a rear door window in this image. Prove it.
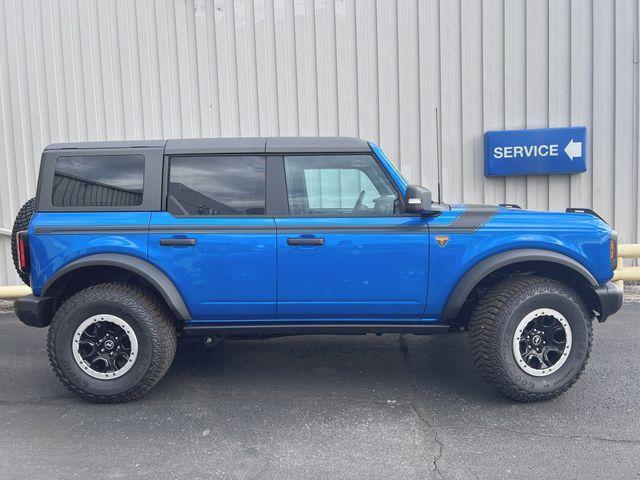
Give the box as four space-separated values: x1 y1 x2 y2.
52 155 145 207
168 156 266 216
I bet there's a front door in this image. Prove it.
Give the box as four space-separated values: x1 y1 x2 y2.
275 154 430 321
147 155 276 322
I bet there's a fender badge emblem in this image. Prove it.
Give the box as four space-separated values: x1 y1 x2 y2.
435 235 449 247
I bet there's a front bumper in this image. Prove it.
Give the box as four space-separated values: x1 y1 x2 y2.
14 294 55 328
593 281 623 323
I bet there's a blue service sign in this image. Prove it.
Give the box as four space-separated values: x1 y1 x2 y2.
484 127 587 176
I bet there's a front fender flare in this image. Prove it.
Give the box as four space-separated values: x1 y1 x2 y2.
440 248 598 321
43 253 191 320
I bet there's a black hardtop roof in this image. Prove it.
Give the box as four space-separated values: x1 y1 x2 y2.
44 137 372 155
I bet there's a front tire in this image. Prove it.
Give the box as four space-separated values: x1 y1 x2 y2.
469 276 592 402
48 283 178 403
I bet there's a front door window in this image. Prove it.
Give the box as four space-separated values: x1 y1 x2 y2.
283 155 400 216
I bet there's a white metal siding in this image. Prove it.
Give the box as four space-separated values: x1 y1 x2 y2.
0 0 638 285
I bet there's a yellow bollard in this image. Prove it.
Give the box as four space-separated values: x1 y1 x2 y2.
614 256 624 291
0 285 32 299
619 244 640 257
612 267 640 282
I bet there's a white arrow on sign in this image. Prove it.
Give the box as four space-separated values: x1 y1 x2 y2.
564 139 582 160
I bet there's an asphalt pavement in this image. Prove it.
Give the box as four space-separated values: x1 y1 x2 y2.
0 305 639 480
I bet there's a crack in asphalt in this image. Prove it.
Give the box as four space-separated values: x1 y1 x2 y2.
398 334 640 480
438 423 640 446
410 398 445 479
400 335 445 479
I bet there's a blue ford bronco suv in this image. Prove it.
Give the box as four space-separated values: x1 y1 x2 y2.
11 137 622 403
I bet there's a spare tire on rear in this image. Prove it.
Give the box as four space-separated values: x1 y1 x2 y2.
11 197 36 286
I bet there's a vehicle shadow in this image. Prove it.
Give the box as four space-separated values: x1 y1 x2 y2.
156 332 504 409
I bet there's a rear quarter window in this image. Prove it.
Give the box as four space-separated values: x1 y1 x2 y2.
52 155 144 207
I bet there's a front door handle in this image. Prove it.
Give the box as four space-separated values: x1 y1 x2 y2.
287 237 325 246
160 238 197 246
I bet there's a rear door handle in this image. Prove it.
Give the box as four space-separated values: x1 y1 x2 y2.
287 237 325 246
160 238 197 246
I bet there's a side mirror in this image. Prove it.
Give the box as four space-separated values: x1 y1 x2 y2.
404 185 434 215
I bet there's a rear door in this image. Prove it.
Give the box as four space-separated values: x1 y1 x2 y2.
275 154 430 321
147 155 276 322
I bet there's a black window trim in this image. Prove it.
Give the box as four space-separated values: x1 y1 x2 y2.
36 144 411 217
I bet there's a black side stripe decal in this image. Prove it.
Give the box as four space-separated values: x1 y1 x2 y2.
37 225 426 235
429 207 498 234
36 225 149 234
35 208 497 235
277 225 428 234
36 225 277 235
150 225 276 233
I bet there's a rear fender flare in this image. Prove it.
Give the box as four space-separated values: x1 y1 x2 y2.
42 253 191 320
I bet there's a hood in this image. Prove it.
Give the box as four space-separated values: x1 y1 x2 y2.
439 203 612 235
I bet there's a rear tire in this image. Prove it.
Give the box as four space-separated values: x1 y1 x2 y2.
11 197 36 285
48 283 178 403
469 275 592 402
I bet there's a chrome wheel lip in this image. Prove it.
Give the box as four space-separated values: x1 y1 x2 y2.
512 308 572 377
72 314 138 380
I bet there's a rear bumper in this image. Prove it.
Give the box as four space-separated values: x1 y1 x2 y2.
14 294 55 328
593 281 623 323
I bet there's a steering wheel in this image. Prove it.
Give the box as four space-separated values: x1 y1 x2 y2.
353 190 366 212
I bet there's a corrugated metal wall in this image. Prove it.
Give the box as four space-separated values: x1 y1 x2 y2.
0 0 638 285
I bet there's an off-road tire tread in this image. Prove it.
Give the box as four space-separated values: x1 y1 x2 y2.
47 283 177 403
469 275 593 402
10 197 36 285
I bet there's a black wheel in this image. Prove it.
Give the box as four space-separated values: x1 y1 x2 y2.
11 197 36 285
469 275 592 402
48 283 178 403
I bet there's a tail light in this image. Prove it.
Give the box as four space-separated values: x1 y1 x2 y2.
17 230 30 274
609 230 618 271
